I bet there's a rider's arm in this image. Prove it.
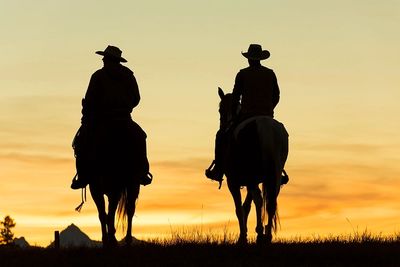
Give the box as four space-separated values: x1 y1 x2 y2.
232 71 243 118
128 73 141 111
82 72 100 123
271 71 280 109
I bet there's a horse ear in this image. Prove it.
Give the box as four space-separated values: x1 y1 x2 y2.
218 87 224 99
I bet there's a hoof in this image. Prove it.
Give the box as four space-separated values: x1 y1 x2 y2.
237 235 248 246
256 234 270 246
125 236 133 247
256 234 265 245
256 234 272 245
103 236 118 248
266 233 273 243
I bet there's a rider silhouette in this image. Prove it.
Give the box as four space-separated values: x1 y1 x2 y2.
206 44 288 183
71 45 152 189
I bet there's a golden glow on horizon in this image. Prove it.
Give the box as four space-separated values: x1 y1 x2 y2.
1 1 400 246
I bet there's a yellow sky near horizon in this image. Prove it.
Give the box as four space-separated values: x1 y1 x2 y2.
1 1 400 246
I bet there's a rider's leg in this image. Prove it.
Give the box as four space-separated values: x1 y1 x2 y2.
205 129 224 182
133 124 152 186
71 158 90 189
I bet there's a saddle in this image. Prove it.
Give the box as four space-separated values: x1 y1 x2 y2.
233 116 286 141
72 119 151 185
230 115 289 185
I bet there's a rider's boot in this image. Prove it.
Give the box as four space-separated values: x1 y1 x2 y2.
205 160 224 182
140 172 153 186
281 169 289 185
71 175 88 189
205 130 224 183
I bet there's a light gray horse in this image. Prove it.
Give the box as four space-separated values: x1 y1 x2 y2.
217 87 288 244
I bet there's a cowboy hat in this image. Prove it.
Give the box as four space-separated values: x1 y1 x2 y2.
241 44 270 60
96 45 127 63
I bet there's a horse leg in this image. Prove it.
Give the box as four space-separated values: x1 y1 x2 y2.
89 186 108 246
228 180 247 244
242 189 252 231
264 172 280 243
107 193 119 247
125 184 140 246
248 185 265 244
265 198 276 243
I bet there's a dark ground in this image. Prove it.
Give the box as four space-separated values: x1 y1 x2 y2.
1 241 400 267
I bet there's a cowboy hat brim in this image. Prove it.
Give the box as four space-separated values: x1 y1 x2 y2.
241 50 270 60
96 51 127 63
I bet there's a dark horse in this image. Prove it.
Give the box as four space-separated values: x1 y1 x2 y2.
217 87 288 244
74 119 147 247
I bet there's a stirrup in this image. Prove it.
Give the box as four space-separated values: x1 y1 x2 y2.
75 187 87 212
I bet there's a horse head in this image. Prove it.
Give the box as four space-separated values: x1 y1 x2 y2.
217 87 239 131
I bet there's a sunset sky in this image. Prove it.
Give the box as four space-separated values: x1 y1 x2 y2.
1 1 400 246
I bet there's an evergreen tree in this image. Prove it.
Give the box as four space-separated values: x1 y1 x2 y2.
0 215 16 245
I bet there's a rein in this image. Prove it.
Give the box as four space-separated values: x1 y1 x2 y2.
75 184 87 212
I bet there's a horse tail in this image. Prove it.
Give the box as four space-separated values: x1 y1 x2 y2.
257 117 282 235
262 182 280 234
117 188 129 230
116 185 139 231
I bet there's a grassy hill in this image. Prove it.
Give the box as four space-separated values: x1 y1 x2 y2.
1 234 400 267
